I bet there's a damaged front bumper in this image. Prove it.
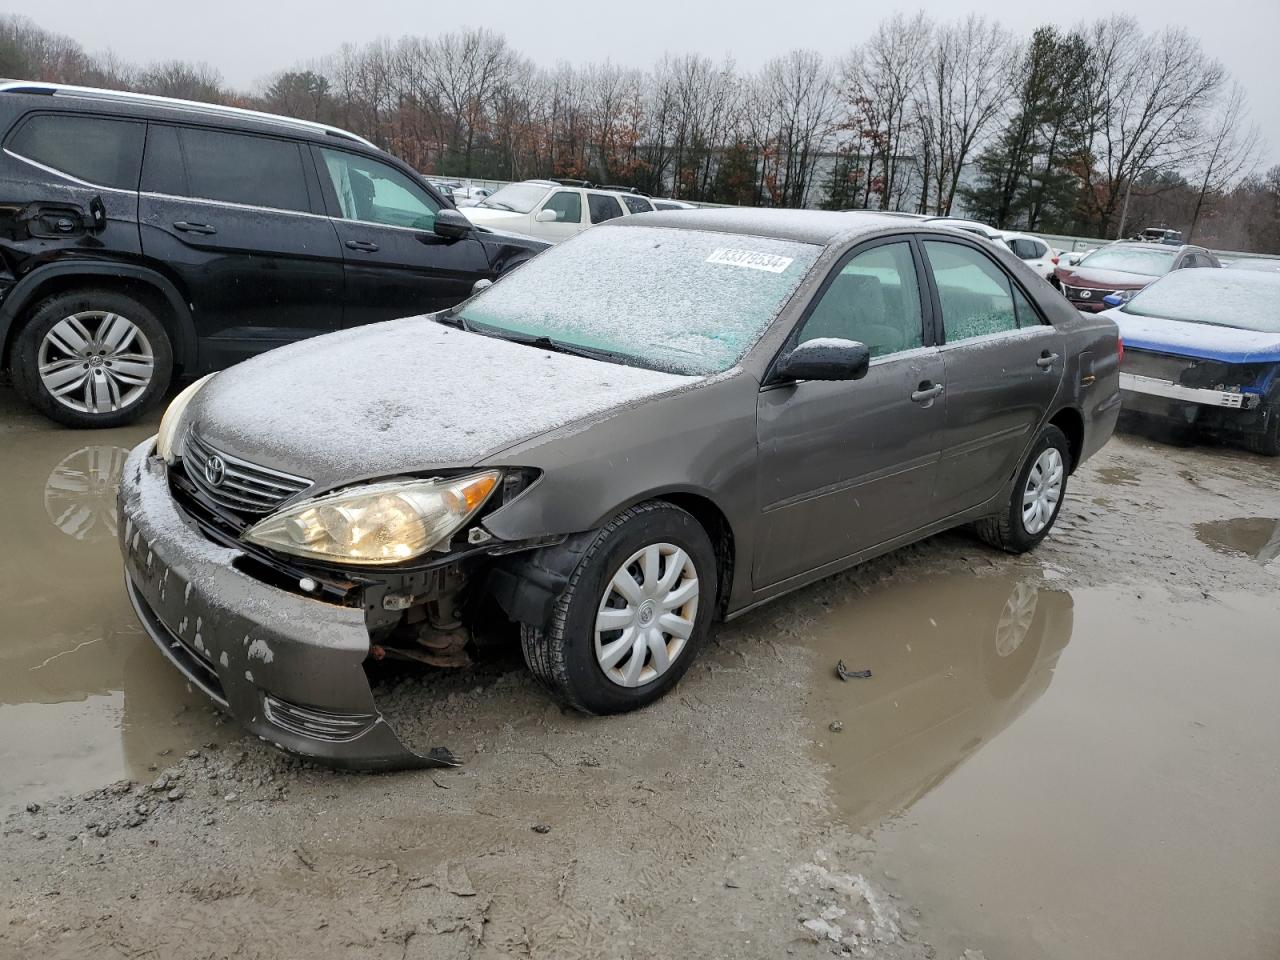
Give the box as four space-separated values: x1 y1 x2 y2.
117 440 459 771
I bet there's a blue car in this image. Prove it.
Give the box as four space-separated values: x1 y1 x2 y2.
1102 269 1280 455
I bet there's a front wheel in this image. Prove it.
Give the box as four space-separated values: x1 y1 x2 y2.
1246 402 1280 457
520 501 717 715
975 424 1071 554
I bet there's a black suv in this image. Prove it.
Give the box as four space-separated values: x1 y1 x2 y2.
0 82 547 427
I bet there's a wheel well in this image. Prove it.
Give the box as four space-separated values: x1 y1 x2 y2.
2 274 188 374
1049 407 1084 473
655 492 736 618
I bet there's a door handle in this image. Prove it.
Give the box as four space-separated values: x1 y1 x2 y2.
345 239 379 252
910 381 944 404
173 221 216 235
1036 351 1060 369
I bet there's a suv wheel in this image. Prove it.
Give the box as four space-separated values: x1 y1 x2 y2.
520 501 717 715
12 289 173 429
975 424 1071 553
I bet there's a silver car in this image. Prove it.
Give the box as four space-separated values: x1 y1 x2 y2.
118 210 1121 769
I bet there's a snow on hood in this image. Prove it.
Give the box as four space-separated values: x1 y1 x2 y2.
184 317 696 489
1107 309 1280 363
461 207 527 226
1058 266 1156 288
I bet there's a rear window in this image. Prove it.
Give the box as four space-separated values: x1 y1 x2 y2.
177 128 310 212
9 114 144 190
622 195 653 214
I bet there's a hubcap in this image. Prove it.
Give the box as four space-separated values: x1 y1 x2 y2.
594 542 699 688
37 311 155 415
1022 447 1064 535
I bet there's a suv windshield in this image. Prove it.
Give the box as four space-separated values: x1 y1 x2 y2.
1123 271 1280 333
1079 246 1177 276
477 182 549 214
456 226 820 375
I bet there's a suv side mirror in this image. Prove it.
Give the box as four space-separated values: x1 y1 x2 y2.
775 339 871 382
535 209 558 223
433 209 471 240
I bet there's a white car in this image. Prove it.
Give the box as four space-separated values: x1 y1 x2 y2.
999 232 1060 281
922 216 1006 244
460 180 656 242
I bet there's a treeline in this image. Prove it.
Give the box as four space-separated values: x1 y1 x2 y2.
3 13 1277 252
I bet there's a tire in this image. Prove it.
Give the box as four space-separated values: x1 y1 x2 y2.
1246 402 1280 457
520 501 717 715
11 288 173 429
975 424 1071 554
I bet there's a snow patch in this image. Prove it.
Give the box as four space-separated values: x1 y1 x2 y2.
246 638 274 664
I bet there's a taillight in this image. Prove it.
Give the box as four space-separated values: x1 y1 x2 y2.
1051 256 1059 265
1117 335 1124 363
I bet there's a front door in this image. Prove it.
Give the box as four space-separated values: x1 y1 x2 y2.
919 238 1066 518
137 123 344 371
753 239 946 588
533 189 586 242
312 146 491 327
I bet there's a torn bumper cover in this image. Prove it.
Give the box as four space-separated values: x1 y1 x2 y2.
116 440 458 771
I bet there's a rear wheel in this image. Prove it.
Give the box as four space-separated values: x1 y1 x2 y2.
975 424 1071 554
11 288 173 429
520 501 717 715
1246 402 1280 457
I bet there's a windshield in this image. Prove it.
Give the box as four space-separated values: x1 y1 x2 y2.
1122 271 1280 333
456 226 821 375
477 182 548 213
1079 246 1176 276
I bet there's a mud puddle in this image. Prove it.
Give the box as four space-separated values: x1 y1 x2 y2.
1195 516 1280 570
0 390 222 810
807 572 1280 960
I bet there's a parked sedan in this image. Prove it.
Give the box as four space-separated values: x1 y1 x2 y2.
1055 241 1220 312
1103 269 1280 454
118 209 1120 768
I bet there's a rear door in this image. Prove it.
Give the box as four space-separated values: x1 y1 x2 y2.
312 145 491 327
920 238 1065 519
586 193 625 229
754 238 946 588
138 123 344 370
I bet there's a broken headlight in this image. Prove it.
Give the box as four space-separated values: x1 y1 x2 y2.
155 374 214 463
243 471 500 565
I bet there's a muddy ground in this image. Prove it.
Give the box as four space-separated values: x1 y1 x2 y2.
2 385 1278 960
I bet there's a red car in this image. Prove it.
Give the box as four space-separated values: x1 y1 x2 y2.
1055 242 1220 312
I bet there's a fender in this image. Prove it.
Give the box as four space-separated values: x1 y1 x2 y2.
0 260 199 370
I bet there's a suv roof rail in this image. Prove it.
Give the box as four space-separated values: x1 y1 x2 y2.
595 183 649 197
0 81 378 149
549 177 594 188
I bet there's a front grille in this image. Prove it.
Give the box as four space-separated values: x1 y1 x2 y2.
180 428 311 517
1063 284 1123 302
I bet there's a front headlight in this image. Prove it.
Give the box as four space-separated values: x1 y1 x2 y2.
155 374 214 462
242 471 501 565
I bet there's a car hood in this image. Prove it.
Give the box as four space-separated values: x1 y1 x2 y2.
1105 309 1280 364
1057 266 1157 289
183 317 696 492
460 207 530 228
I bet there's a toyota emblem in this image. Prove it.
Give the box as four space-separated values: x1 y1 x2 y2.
204 455 226 487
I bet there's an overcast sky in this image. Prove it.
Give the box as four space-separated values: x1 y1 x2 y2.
7 0 1277 166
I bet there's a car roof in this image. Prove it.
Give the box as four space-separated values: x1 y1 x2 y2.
1106 241 1200 254
0 81 376 148
603 207 950 245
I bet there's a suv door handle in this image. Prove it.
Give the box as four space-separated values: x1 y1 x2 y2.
911 381 944 403
1036 351 1060 369
173 221 216 235
345 239 379 252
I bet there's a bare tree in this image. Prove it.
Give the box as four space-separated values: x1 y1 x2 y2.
1186 82 1262 241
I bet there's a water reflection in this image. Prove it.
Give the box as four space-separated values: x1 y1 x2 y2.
807 573 1073 830
1194 517 1280 569
0 389 218 808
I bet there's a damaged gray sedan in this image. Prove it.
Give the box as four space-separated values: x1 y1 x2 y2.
118 209 1121 769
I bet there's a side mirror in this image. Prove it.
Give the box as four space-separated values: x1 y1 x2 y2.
433 209 471 240
471 278 493 297
534 209 558 223
775 338 871 383
1102 293 1125 307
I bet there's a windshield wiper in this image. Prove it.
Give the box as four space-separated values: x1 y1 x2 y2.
482 201 515 211
434 308 470 331
480 329 627 364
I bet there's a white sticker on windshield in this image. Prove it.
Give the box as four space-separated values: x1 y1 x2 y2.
705 248 794 273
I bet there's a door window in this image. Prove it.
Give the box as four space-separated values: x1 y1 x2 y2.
1011 284 1045 326
795 241 924 358
9 114 144 190
587 193 624 224
542 190 582 224
1009 238 1042 260
924 240 1019 342
622 195 653 214
319 148 439 230
178 127 310 212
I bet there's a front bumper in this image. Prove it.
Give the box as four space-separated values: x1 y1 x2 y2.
1119 372 1259 410
117 440 458 771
